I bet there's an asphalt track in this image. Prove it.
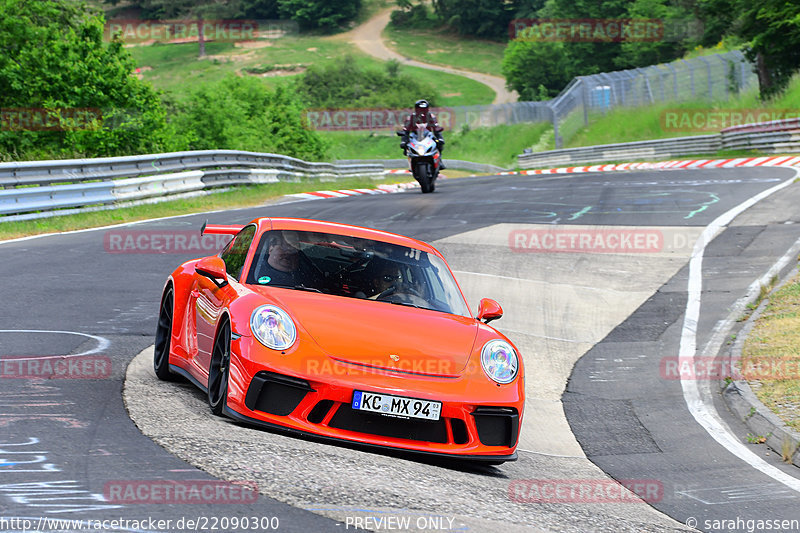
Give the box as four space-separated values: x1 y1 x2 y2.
2 167 800 532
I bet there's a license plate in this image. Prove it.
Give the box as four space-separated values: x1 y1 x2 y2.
352 390 441 421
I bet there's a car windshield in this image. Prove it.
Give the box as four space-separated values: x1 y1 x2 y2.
245 230 471 317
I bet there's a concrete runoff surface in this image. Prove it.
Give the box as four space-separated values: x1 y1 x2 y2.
4 167 800 532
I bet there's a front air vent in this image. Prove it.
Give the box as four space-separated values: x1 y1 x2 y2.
244 371 314 416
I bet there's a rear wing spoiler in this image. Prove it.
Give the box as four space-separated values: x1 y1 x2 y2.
201 221 245 236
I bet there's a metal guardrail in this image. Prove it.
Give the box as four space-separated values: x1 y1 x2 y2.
518 135 721 168
518 118 800 169
0 150 383 219
335 159 509 174
720 118 800 153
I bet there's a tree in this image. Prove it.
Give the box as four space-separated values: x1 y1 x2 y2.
502 39 577 100
171 76 327 160
277 0 362 32
615 0 691 69
0 0 177 160
735 0 800 97
430 0 523 39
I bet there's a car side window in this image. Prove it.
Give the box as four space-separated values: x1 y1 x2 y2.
219 225 256 281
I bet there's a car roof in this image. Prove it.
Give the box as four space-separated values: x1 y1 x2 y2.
252 217 440 255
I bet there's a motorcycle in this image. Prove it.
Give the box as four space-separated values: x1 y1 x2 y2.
397 124 441 193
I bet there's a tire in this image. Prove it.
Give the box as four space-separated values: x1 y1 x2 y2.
417 163 433 193
208 320 231 416
153 287 176 381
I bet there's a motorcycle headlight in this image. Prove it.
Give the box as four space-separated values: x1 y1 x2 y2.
250 305 296 350
481 340 518 384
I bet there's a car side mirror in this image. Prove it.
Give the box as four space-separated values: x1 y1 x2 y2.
477 298 503 324
196 256 228 288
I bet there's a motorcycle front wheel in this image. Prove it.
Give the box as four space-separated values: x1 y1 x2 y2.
415 161 434 193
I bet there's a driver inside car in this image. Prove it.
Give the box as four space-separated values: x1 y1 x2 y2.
369 262 403 299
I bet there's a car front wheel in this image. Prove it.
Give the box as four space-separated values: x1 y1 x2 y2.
208 319 231 416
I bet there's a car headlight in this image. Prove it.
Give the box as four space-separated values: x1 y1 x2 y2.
481 340 518 384
250 305 296 350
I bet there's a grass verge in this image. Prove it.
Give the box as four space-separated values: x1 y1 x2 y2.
322 122 552 168
741 267 800 432
383 25 506 77
0 176 409 241
128 38 494 106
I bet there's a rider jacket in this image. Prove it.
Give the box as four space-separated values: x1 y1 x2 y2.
402 112 444 138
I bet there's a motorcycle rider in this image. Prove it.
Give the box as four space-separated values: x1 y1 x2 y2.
400 99 446 169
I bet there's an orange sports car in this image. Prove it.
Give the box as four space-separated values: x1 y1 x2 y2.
154 217 524 463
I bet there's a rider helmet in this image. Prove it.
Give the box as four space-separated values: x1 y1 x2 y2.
414 99 429 120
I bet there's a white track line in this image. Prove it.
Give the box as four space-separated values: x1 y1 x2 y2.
679 167 800 492
0 329 110 358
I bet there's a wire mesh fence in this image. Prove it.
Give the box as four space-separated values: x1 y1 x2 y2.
451 50 756 148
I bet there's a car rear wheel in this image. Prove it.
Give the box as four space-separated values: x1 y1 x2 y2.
208 319 231 416
153 287 176 381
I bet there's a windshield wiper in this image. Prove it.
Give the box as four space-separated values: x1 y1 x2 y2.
269 284 323 293
381 300 428 310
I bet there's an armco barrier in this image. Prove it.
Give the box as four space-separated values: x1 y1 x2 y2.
0 150 383 218
518 117 800 169
0 181 115 215
720 118 800 153
518 135 721 168
335 159 509 174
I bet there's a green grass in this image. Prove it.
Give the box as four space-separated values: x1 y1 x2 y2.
127 38 494 105
322 122 552 168
741 268 800 432
383 25 507 77
0 176 410 240
400 64 494 106
127 37 350 93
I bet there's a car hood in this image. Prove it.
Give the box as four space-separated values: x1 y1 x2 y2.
255 288 478 376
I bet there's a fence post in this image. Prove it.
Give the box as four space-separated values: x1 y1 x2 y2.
550 105 562 149
668 63 678 99
718 54 733 99
699 56 713 99
581 78 589 126
682 59 695 98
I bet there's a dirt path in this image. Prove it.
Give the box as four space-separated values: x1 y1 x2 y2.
337 8 518 104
